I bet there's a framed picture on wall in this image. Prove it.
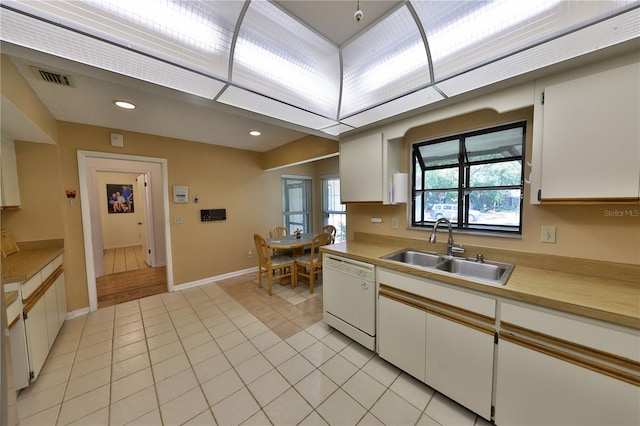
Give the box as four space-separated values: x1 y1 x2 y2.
107 183 134 213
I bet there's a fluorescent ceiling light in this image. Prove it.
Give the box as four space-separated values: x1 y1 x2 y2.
114 100 135 109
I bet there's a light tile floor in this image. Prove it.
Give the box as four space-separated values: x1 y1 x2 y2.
17 272 492 425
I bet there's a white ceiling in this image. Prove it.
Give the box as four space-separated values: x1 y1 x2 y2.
1 1 638 152
1 1 401 152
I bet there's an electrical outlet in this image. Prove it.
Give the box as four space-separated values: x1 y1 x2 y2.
391 217 399 229
247 249 252 258
541 225 556 243
173 215 184 224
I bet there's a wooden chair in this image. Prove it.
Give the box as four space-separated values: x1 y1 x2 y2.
269 225 293 257
322 225 337 243
254 233 295 296
294 232 332 294
269 225 288 238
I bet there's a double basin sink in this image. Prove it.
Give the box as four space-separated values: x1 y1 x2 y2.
381 249 514 286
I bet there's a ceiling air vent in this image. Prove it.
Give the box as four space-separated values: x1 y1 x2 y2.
32 67 73 87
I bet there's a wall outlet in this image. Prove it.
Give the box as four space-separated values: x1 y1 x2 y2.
247 249 252 258
391 217 399 229
173 215 184 224
541 225 556 243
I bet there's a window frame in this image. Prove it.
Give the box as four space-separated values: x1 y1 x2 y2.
281 174 312 234
321 174 346 243
411 121 526 235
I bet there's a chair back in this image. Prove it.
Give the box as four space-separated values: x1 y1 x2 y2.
253 233 271 266
322 225 337 243
269 225 288 238
307 232 333 261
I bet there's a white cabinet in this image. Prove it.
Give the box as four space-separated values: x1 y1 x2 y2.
24 293 49 381
0 138 21 207
495 301 640 426
44 281 59 347
378 294 426 381
538 59 640 203
339 132 402 204
55 272 67 328
425 313 494 420
377 269 497 420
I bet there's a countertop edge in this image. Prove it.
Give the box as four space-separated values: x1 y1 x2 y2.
2 247 65 283
321 242 640 330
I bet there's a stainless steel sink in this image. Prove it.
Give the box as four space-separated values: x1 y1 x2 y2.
381 249 514 285
381 249 445 268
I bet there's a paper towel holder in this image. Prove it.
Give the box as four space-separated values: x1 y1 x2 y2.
390 172 408 204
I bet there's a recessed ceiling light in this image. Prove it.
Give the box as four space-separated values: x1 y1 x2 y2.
249 130 261 136
114 100 136 109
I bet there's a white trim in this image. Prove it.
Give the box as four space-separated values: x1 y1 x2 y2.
280 174 313 180
77 150 173 312
172 267 258 292
65 307 90 320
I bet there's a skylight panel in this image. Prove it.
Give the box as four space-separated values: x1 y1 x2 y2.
232 1 341 119
340 5 430 118
4 0 241 80
413 0 636 81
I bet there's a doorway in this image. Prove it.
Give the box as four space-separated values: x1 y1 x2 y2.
78 151 174 312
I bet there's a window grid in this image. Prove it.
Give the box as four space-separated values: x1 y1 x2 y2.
412 122 525 234
322 176 346 243
282 176 312 234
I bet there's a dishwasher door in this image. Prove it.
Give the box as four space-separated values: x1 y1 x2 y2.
323 254 376 350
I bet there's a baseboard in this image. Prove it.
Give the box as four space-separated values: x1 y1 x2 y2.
172 266 258 292
66 307 90 320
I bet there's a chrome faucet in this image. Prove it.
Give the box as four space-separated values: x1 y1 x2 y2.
429 218 464 256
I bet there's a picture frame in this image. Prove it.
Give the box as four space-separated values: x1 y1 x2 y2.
107 183 134 213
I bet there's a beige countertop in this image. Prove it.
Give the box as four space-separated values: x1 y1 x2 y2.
321 239 640 330
2 246 64 284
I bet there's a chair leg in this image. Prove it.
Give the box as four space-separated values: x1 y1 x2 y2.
309 267 314 294
267 271 273 296
258 269 263 289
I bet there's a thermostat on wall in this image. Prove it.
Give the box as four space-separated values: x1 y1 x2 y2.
173 185 189 203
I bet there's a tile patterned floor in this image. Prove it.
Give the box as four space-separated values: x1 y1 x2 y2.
16 272 492 425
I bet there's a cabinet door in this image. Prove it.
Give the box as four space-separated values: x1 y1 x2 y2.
0 138 21 207
55 272 67 328
495 339 640 426
25 297 48 381
378 295 426 381
425 313 494 421
340 133 383 202
44 283 59 348
540 61 640 201
9 319 30 390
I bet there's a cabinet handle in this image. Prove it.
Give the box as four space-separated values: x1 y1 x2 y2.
361 282 369 290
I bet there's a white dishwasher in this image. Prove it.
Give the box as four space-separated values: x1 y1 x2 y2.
323 253 376 350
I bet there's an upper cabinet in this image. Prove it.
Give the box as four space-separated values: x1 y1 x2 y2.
536 58 640 204
340 132 402 204
1 138 21 208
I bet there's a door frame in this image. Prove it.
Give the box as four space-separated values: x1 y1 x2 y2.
78 150 174 312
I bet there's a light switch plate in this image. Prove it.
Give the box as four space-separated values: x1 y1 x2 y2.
541 225 556 243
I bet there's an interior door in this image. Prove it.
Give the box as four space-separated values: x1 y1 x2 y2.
136 173 155 267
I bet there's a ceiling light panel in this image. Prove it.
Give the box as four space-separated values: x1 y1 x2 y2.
340 5 431 118
437 7 640 98
232 1 341 119
413 0 637 82
218 86 338 130
2 0 241 80
0 8 225 99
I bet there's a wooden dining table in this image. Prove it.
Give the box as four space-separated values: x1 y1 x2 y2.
266 233 316 257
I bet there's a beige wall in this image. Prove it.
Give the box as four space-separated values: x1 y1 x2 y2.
347 108 640 265
2 121 338 312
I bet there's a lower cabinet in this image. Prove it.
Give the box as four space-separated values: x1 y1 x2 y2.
377 269 496 421
21 265 66 384
425 313 494 420
495 338 639 426
24 292 49 381
378 295 426 381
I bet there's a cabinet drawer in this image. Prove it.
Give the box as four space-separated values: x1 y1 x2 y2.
21 272 42 300
378 269 496 318
53 254 63 269
501 302 639 361
41 261 55 282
